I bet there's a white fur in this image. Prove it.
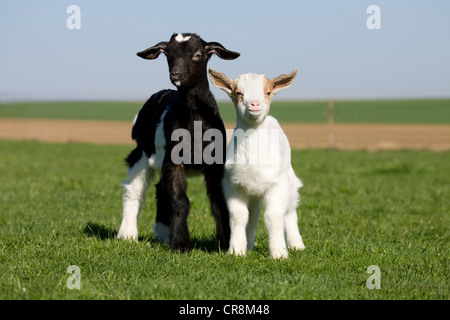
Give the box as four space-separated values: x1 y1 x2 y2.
117 151 152 241
118 111 170 242
221 73 305 259
175 33 191 42
234 74 269 126
148 110 168 170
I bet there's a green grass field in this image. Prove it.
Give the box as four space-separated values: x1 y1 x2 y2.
0 140 448 299
1 99 449 123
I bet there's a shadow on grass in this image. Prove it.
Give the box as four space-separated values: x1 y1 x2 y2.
190 235 220 254
83 222 220 254
84 222 118 240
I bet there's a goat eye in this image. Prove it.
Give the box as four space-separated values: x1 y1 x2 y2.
192 52 202 60
266 91 271 96
236 91 243 96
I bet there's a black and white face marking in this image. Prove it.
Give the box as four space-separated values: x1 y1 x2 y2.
137 33 240 89
165 33 208 88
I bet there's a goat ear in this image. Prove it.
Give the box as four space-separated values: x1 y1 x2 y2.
209 69 234 94
205 42 240 60
137 41 168 60
271 70 297 94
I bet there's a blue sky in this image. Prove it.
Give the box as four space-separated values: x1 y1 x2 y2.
0 0 449 101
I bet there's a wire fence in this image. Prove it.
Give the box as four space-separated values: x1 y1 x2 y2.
269 99 450 151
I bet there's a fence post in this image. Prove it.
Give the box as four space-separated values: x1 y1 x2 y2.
327 100 335 149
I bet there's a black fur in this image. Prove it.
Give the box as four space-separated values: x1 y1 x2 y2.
125 89 177 167
126 33 239 251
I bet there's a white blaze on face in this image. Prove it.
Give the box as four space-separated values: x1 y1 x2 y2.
175 33 191 42
235 73 270 121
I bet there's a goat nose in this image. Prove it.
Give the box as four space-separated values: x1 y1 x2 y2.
171 71 181 77
250 101 260 107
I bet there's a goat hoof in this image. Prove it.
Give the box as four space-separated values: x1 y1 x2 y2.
291 244 306 251
217 239 230 252
117 228 138 242
270 249 289 259
228 248 246 257
170 241 191 253
117 234 138 243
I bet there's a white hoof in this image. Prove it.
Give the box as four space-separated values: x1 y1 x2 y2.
117 230 138 242
228 247 247 257
270 248 289 259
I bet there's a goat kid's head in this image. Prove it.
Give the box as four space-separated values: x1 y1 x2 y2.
137 33 240 89
209 69 297 125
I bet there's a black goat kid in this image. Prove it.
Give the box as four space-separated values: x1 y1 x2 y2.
117 33 240 252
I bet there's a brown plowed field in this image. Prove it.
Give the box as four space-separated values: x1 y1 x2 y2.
1 119 449 151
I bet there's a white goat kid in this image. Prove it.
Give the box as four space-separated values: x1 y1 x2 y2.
209 69 306 259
